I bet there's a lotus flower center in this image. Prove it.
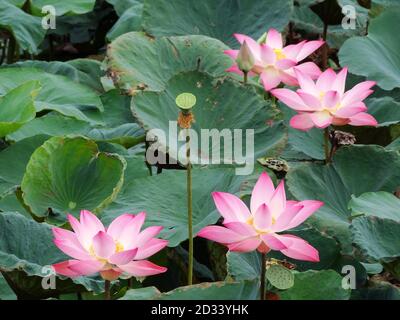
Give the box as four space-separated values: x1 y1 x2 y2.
115 241 124 253
88 245 108 263
273 48 286 61
318 92 342 114
246 215 276 234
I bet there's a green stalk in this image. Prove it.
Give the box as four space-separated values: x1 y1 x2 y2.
260 252 267 300
186 128 193 285
324 127 330 164
243 71 248 84
322 23 328 70
104 280 111 300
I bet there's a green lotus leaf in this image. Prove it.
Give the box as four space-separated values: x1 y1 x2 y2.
9 90 145 148
21 136 126 220
279 270 351 300
0 81 40 138
0 135 49 198
0 274 16 300
0 212 104 299
0 68 103 124
367 97 400 127
370 0 400 19
353 279 400 300
349 191 400 222
292 0 368 48
227 251 261 281
339 8 400 90
102 168 259 247
309 0 368 26
141 0 293 47
132 71 285 166
29 0 96 16
5 0 26 7
14 59 105 93
106 0 143 41
351 216 400 262
286 127 324 160
105 0 140 15
280 103 324 160
361 262 383 275
0 2 46 53
121 280 259 300
106 32 232 93
286 145 400 251
386 136 400 152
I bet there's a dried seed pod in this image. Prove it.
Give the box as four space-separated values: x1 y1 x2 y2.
329 130 356 147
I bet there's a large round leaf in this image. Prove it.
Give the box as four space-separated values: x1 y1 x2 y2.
349 191 400 222
0 135 48 198
0 68 103 124
102 168 258 247
106 0 143 41
141 0 293 47
106 32 232 93
286 145 400 250
0 212 103 299
29 0 96 16
339 8 400 90
132 71 285 165
351 216 400 262
0 2 46 53
9 90 145 148
14 59 105 93
21 136 126 220
279 270 350 300
0 81 39 137
287 128 324 160
121 280 259 300
367 97 400 127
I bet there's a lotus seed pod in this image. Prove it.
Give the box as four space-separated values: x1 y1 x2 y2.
265 264 295 290
175 92 197 110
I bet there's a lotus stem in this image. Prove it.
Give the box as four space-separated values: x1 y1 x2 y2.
243 71 248 84
186 128 194 285
321 22 328 70
324 127 330 164
260 252 267 300
104 280 111 300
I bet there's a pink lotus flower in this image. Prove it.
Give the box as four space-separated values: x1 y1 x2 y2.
197 172 323 262
224 28 324 90
52 210 168 281
271 67 378 131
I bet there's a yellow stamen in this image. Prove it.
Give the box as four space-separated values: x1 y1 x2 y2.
115 241 124 253
88 245 107 263
273 48 286 61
